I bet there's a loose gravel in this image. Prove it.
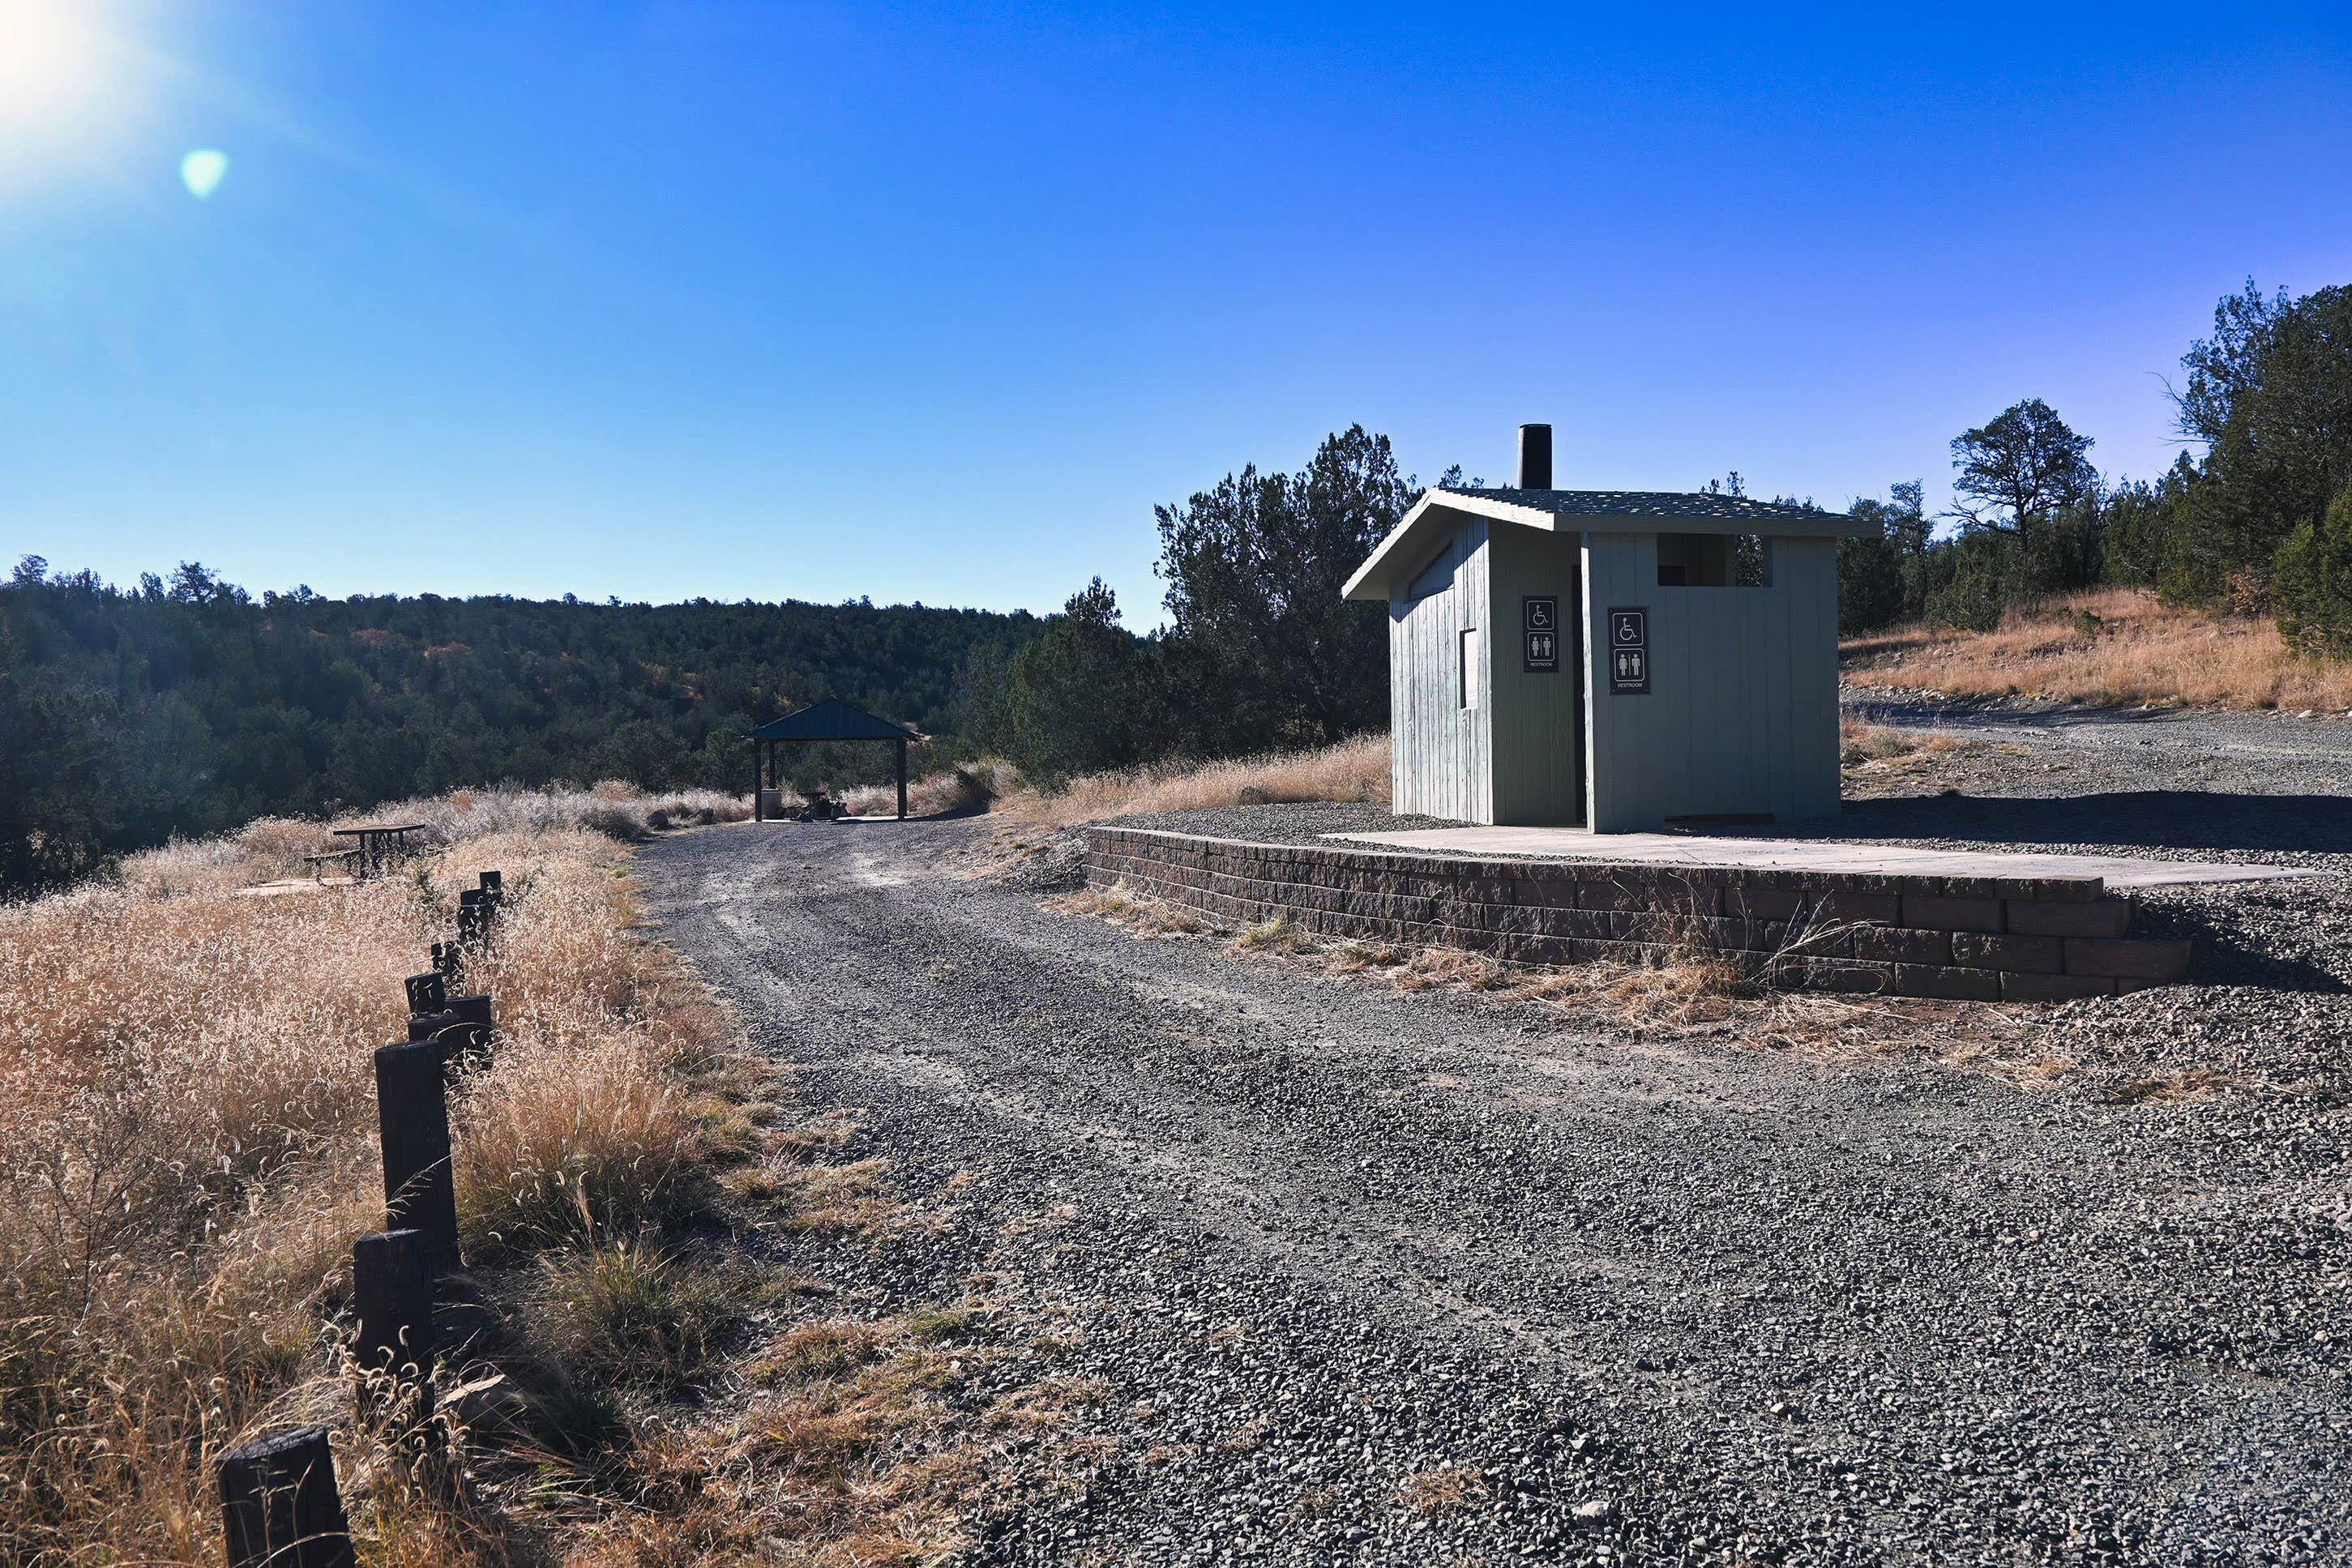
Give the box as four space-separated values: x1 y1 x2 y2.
641 733 2352 1566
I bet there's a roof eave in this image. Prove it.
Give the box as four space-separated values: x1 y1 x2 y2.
1341 492 1570 602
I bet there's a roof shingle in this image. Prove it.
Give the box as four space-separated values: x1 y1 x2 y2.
1441 486 1832 521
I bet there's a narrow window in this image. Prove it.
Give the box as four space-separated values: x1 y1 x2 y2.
1657 532 1773 586
1460 627 1480 708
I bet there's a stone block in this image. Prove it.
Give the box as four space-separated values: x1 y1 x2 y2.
1891 963 2003 1001
1579 877 1721 916
1513 878 1587 908
2065 938 2192 982
1715 916 1791 954
1900 893 2005 933
1533 908 1618 942
1726 885 1804 921
1949 932 2067 974
1845 926 1955 966
2002 897 2134 938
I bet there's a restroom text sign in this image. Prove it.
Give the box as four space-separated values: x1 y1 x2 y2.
1522 596 1559 673
1607 607 1649 694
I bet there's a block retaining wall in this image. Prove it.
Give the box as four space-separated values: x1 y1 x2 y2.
1083 827 2192 1001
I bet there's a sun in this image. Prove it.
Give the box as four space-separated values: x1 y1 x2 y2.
0 0 115 133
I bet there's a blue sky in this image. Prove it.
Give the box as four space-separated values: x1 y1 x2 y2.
5 2 2350 621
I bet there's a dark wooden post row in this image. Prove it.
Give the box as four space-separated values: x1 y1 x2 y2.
218 1425 354 1568
374 1041 461 1274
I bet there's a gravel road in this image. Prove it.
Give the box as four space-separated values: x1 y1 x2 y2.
640 795 2352 1567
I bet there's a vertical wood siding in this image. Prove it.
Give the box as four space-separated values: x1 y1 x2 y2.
1483 524 1584 823
1388 520 1493 822
1580 532 1841 831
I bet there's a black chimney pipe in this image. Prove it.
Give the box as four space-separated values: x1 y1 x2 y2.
1517 424 1552 489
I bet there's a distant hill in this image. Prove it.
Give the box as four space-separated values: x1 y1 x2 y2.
0 559 1041 888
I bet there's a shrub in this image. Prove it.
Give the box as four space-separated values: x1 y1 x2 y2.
2271 487 2352 657
528 1240 743 1390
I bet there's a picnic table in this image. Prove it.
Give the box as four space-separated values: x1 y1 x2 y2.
331 822 428 877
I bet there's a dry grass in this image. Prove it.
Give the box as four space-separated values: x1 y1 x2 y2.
1050 878 2015 1062
1839 714 1969 766
0 784 1028 1566
525 1238 746 1391
840 761 1015 820
1044 884 1217 938
0 805 723 1562
1401 1461 1492 1516
995 735 1390 830
113 782 758 899
1842 587 2352 711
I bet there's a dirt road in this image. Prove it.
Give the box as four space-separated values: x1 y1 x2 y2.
640 818 2349 1566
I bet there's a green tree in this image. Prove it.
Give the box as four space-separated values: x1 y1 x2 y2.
1949 399 2099 536
1837 481 1929 634
999 579 1155 785
1154 425 1403 754
2166 280 2352 605
2270 486 2352 656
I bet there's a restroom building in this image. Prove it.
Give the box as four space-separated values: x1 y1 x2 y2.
1341 425 1871 831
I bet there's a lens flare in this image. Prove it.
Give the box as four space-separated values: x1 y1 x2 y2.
179 147 227 198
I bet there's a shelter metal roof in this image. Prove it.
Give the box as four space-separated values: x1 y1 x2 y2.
1342 485 1873 602
747 698 923 743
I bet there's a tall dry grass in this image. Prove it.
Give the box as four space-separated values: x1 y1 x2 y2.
1842 587 2352 711
0 802 715 1562
839 761 1015 819
114 781 757 901
996 734 1391 829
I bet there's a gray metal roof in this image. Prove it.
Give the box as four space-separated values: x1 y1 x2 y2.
1439 486 1831 521
748 698 921 743
1342 485 1870 601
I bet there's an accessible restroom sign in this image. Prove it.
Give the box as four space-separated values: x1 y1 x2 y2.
1608 607 1649 694
1522 596 1559 673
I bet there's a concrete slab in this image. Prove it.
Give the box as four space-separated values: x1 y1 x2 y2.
1323 827 2321 890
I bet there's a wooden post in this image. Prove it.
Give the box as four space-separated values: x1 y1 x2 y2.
896 737 908 819
403 972 446 1015
217 1425 355 1568
430 942 463 988
477 869 501 894
752 737 763 822
351 1228 434 1382
405 1010 463 1042
374 1042 460 1273
442 993 496 1073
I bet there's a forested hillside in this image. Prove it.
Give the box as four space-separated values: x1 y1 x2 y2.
0 566 1037 889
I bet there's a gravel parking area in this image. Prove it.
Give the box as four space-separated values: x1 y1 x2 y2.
641 743 2352 1565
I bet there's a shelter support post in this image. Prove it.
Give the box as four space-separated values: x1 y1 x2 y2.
752 737 763 821
896 737 908 819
